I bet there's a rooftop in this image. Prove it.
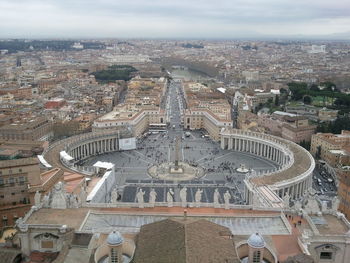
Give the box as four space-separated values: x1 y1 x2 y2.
312 214 350 235
133 218 240 263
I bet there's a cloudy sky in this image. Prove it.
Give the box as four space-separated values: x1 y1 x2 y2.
1 0 349 39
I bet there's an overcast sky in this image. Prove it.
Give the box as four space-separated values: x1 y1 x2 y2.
1 0 349 39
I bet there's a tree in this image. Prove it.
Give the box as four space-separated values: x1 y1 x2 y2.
303 95 312 104
315 146 322 159
310 84 320 91
280 88 288 94
300 140 311 151
274 95 280 106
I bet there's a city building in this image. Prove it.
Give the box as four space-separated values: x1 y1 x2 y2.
0 158 39 228
183 82 232 140
258 111 316 143
0 117 53 141
310 130 350 167
92 77 167 137
338 167 350 220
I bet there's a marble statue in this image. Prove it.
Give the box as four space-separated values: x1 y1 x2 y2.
283 193 290 208
136 188 145 208
195 189 203 207
293 200 302 213
79 186 87 206
149 189 157 206
42 194 50 208
304 193 320 214
180 187 187 207
167 188 174 207
69 194 79 208
321 201 328 212
34 191 41 207
213 188 220 208
332 196 340 212
51 182 67 209
111 188 118 204
224 190 231 209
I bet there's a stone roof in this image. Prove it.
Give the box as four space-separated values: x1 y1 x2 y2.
132 218 240 263
0 156 38 168
0 248 21 263
283 254 314 263
252 141 312 185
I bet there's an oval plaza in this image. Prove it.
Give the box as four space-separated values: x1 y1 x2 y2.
44 125 315 208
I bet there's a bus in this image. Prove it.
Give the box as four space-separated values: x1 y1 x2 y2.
149 123 167 133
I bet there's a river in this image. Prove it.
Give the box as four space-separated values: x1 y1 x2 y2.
170 68 210 81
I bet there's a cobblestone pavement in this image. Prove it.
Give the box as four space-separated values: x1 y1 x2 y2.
82 81 278 201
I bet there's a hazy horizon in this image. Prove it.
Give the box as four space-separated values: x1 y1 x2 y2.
1 0 349 40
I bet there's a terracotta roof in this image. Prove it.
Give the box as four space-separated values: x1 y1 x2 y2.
133 218 240 263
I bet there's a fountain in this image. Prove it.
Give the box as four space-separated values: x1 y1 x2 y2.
148 136 204 181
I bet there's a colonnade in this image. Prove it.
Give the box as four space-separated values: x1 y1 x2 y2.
275 175 313 200
221 136 291 168
220 129 315 202
69 137 119 161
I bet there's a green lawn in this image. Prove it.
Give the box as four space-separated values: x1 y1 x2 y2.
311 96 335 107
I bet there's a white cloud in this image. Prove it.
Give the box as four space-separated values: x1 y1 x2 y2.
0 0 349 38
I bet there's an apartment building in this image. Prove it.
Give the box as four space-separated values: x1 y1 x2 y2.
0 117 53 141
93 105 166 137
338 168 350 220
183 82 232 140
0 158 40 227
310 130 350 167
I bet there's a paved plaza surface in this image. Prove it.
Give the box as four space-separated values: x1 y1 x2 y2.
83 81 279 204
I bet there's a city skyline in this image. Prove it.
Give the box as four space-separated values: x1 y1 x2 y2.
1 0 350 39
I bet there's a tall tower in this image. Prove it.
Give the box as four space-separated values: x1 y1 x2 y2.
247 232 265 263
107 230 124 263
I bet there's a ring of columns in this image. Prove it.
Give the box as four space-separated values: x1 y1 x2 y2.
44 131 122 175
44 128 315 204
221 129 315 200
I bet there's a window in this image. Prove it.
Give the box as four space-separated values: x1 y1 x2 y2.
253 250 261 263
111 248 118 263
9 177 15 186
320 252 332 260
19 177 25 185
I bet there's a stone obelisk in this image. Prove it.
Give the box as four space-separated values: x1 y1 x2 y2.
174 136 180 170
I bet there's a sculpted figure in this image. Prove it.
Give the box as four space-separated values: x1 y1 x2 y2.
149 188 157 206
34 191 41 207
51 182 67 209
136 188 145 208
167 188 174 207
70 194 79 208
283 193 290 208
224 190 231 209
79 186 87 206
42 194 50 208
110 188 118 204
332 196 340 212
180 187 187 207
195 188 203 207
213 188 220 207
